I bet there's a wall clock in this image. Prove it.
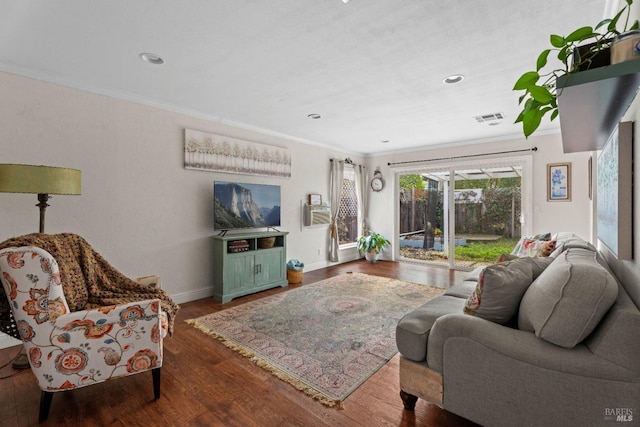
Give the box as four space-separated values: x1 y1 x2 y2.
371 169 384 192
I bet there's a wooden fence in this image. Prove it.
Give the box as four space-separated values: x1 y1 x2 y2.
399 188 521 237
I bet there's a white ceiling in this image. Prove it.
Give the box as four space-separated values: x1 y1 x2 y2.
0 0 607 155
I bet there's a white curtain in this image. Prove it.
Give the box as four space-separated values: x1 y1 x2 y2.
329 159 344 262
355 164 367 237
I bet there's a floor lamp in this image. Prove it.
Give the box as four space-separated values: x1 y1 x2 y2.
0 164 81 367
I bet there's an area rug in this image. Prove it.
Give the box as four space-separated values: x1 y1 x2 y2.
187 272 444 407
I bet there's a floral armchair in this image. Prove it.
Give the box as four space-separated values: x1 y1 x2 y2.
0 246 166 422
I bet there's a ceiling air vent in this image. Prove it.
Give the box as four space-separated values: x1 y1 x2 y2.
474 112 505 123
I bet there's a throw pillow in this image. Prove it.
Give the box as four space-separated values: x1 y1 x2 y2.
514 239 556 257
518 248 619 348
510 233 551 256
464 258 534 324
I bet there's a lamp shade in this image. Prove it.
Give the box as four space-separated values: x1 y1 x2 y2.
0 164 81 195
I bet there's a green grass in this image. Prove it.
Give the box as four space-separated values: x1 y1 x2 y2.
454 237 519 263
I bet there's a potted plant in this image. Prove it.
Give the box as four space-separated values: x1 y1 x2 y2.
513 0 638 138
356 231 391 263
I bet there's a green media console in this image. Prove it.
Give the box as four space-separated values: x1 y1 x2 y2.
212 231 288 303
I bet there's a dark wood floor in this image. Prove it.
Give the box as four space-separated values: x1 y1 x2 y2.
0 260 478 427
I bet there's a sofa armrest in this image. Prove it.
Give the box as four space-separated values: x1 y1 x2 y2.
427 313 635 382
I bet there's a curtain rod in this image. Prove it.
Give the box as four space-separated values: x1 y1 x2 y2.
387 147 537 166
330 157 363 167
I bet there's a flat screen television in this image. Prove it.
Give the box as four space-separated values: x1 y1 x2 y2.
213 181 281 230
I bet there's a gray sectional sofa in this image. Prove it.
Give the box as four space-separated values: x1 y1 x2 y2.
395 235 640 427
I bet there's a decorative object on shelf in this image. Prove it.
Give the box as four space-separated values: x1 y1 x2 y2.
227 239 250 253
356 231 391 263
611 29 640 64
513 0 638 138
258 236 276 249
185 129 291 178
597 121 633 260
0 164 81 232
308 193 322 205
370 168 384 192
547 163 571 202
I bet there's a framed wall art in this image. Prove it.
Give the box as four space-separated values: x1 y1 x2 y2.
184 129 291 178
547 162 571 201
597 121 633 260
308 194 322 205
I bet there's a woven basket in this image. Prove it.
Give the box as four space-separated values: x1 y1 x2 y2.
287 269 303 284
258 237 276 249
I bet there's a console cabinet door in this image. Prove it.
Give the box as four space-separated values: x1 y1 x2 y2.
224 253 255 292
255 250 285 286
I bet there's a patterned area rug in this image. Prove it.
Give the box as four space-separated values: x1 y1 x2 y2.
187 272 444 407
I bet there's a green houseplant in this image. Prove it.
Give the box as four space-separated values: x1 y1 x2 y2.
513 0 639 138
357 231 391 263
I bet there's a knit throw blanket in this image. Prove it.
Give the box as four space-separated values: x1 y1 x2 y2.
0 233 179 335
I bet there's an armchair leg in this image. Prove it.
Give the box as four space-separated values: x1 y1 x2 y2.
400 390 418 411
39 391 54 423
152 367 161 400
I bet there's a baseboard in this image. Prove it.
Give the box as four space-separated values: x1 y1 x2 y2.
170 287 215 304
171 254 363 304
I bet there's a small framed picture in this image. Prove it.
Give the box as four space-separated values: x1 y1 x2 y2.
547 162 571 201
308 194 322 205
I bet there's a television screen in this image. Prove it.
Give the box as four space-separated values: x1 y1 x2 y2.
214 181 281 230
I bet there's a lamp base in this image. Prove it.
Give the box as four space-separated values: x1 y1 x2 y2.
12 353 29 369
36 193 50 233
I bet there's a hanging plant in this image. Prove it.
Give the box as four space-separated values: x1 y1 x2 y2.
513 0 639 138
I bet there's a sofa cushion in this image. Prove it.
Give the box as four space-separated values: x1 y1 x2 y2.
444 280 477 298
462 266 484 283
463 258 534 324
549 236 597 258
518 248 619 348
396 295 467 361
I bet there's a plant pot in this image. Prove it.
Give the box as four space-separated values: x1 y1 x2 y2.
364 250 379 263
611 30 640 64
572 41 611 71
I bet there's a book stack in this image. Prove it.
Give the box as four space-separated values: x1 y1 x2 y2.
228 240 250 253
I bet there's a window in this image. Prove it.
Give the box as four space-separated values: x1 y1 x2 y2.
337 165 358 245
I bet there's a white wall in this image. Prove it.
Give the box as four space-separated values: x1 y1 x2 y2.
0 71 361 303
0 71 595 303
600 91 640 306
365 133 592 260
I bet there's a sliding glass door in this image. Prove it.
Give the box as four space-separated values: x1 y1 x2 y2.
397 157 531 270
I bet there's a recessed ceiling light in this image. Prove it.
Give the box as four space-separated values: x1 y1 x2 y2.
138 52 165 65
307 113 322 119
443 74 464 84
